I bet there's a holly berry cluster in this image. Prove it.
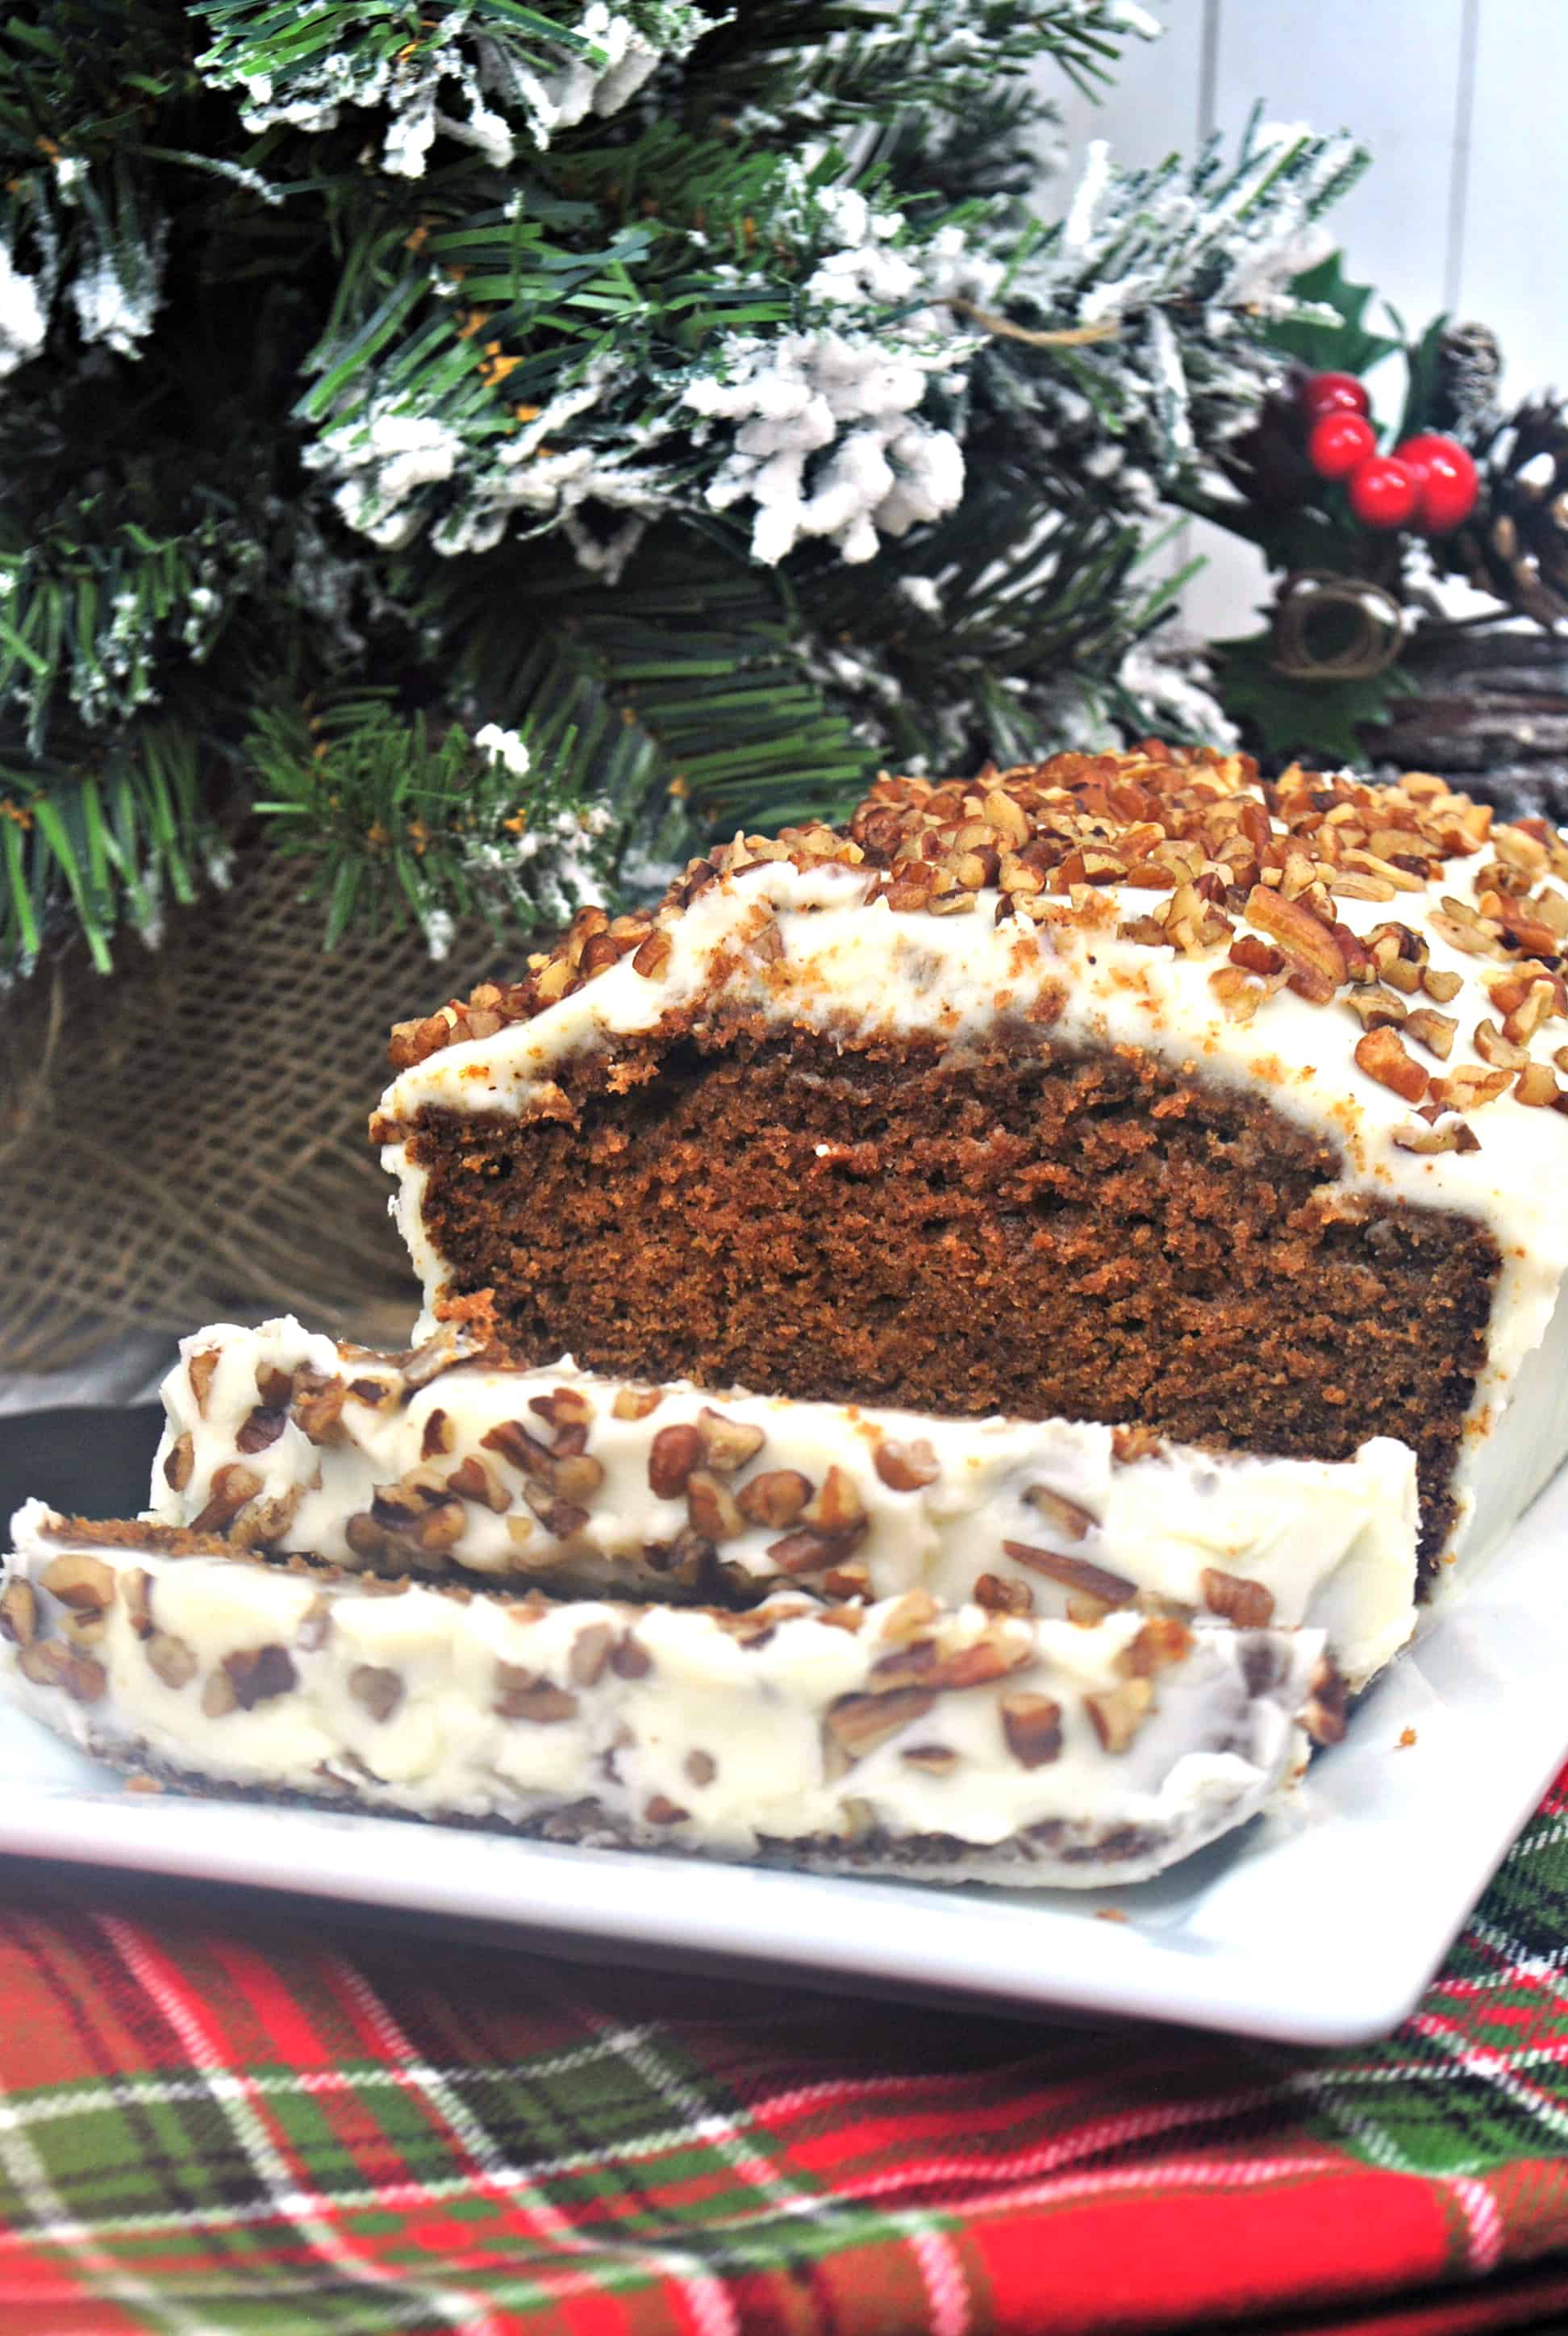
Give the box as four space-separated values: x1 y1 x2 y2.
1299 371 1479 532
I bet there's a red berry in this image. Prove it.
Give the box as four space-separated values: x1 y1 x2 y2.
1392 432 1479 533
1307 411 1377 480
1299 370 1370 423
1347 455 1420 529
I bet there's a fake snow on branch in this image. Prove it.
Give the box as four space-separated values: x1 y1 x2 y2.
682 192 997 566
194 2 711 177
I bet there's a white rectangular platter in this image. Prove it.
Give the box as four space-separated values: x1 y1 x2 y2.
4 1463 1567 2047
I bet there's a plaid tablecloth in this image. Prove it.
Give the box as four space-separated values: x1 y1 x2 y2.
6 1771 1568 2336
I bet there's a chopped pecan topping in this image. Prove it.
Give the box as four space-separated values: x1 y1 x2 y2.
1001 1542 1136 1607
686 1471 744 1541
612 1387 663 1421
421 1408 456 1460
1001 1693 1064 1769
0 1580 38 1646
1516 1062 1561 1108
1353 1027 1428 1103
738 1470 813 1529
1402 1007 1457 1060
648 1423 703 1500
494 1666 578 1723
163 1433 194 1493
1243 886 1344 1003
187 1349 220 1417
644 1795 690 1825
38 1553 115 1612
872 1437 940 1492
1021 1485 1098 1542
696 1407 765 1474
222 1644 298 1710
1199 1569 1276 1628
765 1524 864 1575
824 1686 936 1769
19 1640 106 1704
1084 1676 1154 1754
348 1665 404 1723
235 1406 287 1455
974 1572 1033 1615
803 1466 865 1533
145 1632 198 1689
190 1464 263 1534
1305 1658 1348 1746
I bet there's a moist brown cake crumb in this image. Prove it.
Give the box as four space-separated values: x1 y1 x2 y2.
401 1028 1495 1583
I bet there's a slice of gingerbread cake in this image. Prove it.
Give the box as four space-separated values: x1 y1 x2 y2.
373 749 1568 1590
1 1501 1332 1886
146 1316 1417 1691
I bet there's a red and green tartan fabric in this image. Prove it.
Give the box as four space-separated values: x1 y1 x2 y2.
6 1771 1568 2336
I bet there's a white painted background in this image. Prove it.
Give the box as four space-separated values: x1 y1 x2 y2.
1039 0 1563 637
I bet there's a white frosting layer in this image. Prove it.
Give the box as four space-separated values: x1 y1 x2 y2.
2 1502 1322 1887
146 1318 1417 1690
377 851 1568 1570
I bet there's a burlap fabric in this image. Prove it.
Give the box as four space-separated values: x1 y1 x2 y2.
0 843 516 1374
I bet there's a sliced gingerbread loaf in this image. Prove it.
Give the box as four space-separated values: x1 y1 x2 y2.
373 748 1568 1586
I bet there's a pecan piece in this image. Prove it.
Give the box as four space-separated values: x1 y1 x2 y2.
445 1453 513 1512
1353 1026 1428 1103
39 1553 115 1612
235 1406 287 1455
162 1433 194 1493
1021 1486 1098 1542
0 1580 38 1647
1243 886 1344 1002
873 1438 940 1492
190 1464 263 1534
696 1408 765 1474
737 1470 812 1529
1084 1676 1154 1754
612 1387 662 1421
644 1796 689 1825
569 1622 615 1687
19 1641 106 1704
291 1370 348 1447
686 1471 744 1541
824 1686 936 1769
1199 1568 1275 1628
1001 1542 1136 1607
1001 1693 1064 1769
348 1665 404 1724
145 1633 198 1689
187 1349 220 1417
223 1644 298 1709
494 1666 578 1725
765 1524 865 1575
648 1423 703 1500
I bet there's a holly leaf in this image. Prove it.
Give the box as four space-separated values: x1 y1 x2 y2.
1393 311 1452 442
1212 629 1416 765
1268 252 1403 380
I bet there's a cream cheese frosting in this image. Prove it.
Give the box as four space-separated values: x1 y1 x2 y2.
0 1502 1326 1886
373 764 1568 1573
144 1318 1417 1690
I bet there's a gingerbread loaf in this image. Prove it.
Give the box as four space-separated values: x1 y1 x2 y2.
373 749 1568 1588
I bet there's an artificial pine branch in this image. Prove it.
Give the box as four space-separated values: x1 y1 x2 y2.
0 1 1366 977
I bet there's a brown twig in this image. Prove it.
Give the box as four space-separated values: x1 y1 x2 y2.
946 298 1119 349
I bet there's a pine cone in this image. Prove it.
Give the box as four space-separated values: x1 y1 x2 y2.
1430 321 1503 436
1438 397 1568 627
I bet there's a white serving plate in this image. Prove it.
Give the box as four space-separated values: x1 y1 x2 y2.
4 1465 1566 2046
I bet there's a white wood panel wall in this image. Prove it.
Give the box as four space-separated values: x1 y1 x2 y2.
1037 0 1565 636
